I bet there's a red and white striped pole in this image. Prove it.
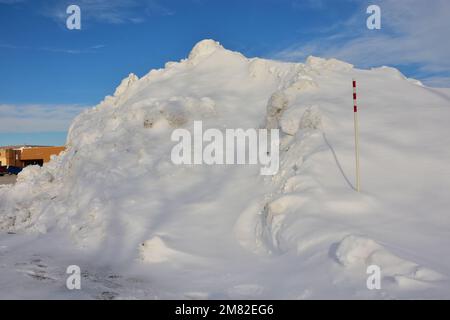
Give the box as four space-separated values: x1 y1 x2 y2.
353 79 361 192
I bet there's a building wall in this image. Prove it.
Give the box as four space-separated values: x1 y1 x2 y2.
20 146 66 163
0 149 22 167
1 146 65 167
0 149 6 166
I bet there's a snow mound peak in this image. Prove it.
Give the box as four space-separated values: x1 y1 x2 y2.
306 56 353 71
113 73 139 97
188 39 224 61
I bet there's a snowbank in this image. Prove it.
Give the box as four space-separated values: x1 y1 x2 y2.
1 39 450 299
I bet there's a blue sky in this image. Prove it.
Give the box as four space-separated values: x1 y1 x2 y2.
1 0 449 146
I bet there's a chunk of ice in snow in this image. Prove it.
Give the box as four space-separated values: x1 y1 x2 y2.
139 236 179 264
334 235 383 266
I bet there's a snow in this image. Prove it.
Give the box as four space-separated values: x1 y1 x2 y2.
139 236 196 264
188 39 224 61
113 73 139 97
334 234 446 290
334 234 384 267
1 39 450 299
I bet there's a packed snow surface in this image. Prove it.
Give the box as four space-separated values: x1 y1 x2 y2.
1 39 450 299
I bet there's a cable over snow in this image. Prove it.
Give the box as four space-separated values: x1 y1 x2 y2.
1 39 450 299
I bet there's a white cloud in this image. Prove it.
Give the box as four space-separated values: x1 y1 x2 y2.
275 0 450 87
0 104 88 133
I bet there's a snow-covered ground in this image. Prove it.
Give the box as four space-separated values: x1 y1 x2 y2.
1 40 450 299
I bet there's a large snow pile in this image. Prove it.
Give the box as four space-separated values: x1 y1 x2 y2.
1 40 450 299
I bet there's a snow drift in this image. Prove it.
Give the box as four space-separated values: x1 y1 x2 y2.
1 39 450 299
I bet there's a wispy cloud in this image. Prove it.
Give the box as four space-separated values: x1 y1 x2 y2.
39 44 106 54
275 0 450 87
0 104 88 133
0 43 105 54
41 0 175 25
292 0 326 11
420 76 450 89
1 0 175 24
0 44 28 49
0 0 25 4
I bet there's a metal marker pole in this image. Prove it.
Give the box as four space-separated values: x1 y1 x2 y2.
353 79 361 192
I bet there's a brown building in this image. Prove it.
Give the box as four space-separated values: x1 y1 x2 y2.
20 146 66 166
0 148 22 167
0 146 66 168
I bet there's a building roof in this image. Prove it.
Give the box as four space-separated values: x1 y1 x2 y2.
0 145 50 150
